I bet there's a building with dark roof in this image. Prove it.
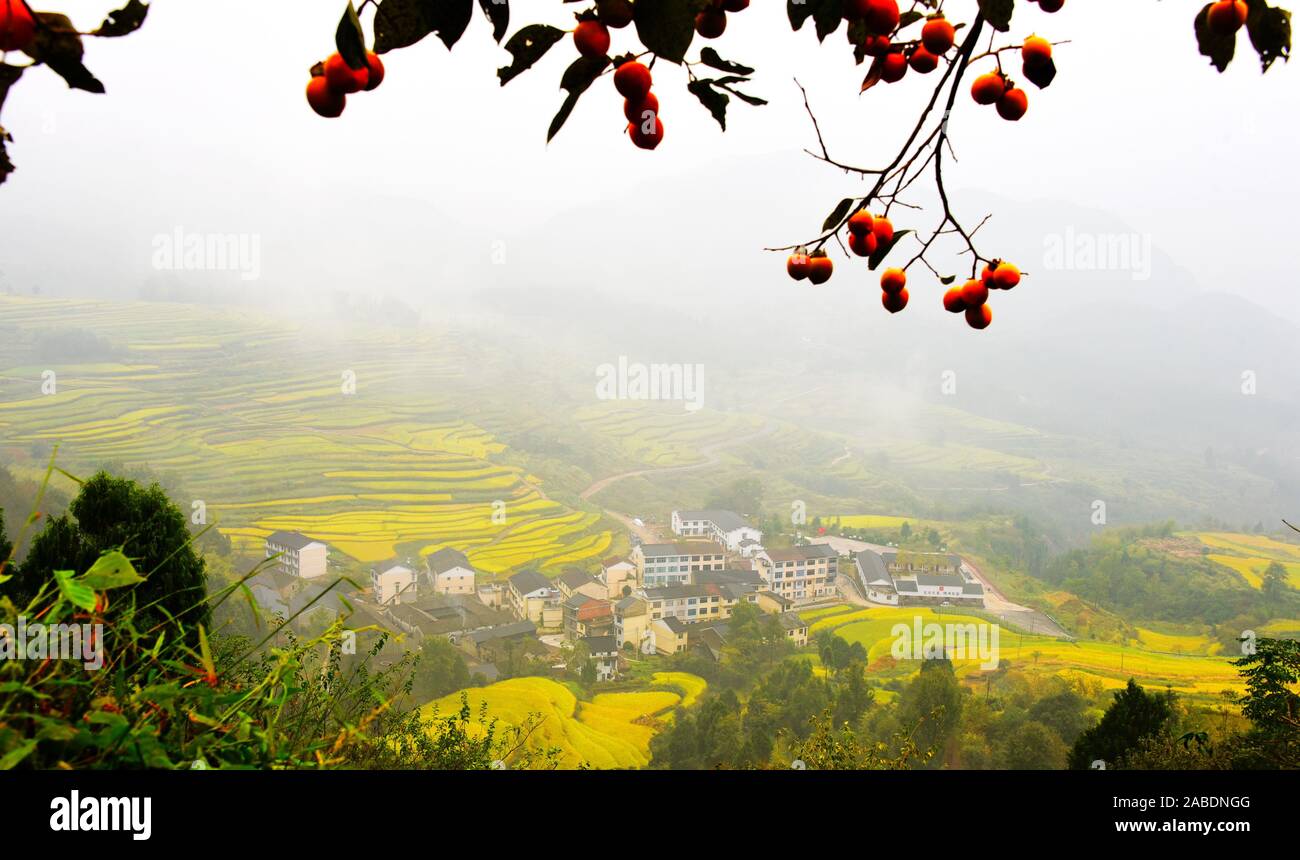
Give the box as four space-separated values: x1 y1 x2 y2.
754 544 840 605
631 541 726 588
671 509 765 556
855 549 983 607
264 531 329 580
424 547 477 596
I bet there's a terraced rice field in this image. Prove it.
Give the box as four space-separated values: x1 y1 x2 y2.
0 298 612 573
831 607 1242 700
425 676 700 768
1197 532 1300 589
650 671 707 708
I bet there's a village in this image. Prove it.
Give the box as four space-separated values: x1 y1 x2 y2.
249 509 991 684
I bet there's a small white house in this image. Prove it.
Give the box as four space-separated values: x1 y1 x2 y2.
671 509 763 554
425 547 476 596
372 564 419 605
265 531 329 580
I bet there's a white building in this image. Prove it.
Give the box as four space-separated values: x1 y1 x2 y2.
753 544 839 605
372 564 419 605
425 547 476 596
853 549 984 607
264 531 329 580
671 509 764 555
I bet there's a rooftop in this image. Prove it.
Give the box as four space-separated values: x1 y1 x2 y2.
426 547 473 575
675 509 753 532
508 569 553 595
764 544 839 563
266 530 325 551
638 541 725 558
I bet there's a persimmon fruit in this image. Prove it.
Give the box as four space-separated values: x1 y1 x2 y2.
325 53 369 94
880 268 907 294
808 251 834 285
614 61 652 100
629 115 664 150
922 15 955 55
966 304 993 329
574 19 611 57
971 72 1006 105
882 288 909 313
0 0 35 52
997 87 1029 121
307 76 346 118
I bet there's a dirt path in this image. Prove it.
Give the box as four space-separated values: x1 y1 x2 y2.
577 420 778 544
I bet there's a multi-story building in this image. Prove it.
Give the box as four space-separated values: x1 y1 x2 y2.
582 635 620 682
642 582 755 625
599 556 639 600
507 569 560 624
264 531 329 580
671 509 764 555
556 568 608 601
372 564 419 605
754 544 840 604
562 592 615 640
614 595 653 654
631 541 726 588
425 547 476 596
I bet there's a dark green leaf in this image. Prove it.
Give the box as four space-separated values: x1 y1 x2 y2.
688 79 730 130
548 55 608 142
869 229 912 270
634 0 703 64
788 0 826 31
940 275 957 285
374 0 473 53
1245 0 1291 72
82 550 145 590
497 24 565 85
699 46 754 75
478 0 510 43
0 63 22 115
54 569 97 611
23 14 104 94
977 0 1014 33
898 10 924 29
1195 3 1237 72
823 198 854 233
93 0 150 38
813 1 843 41
336 2 369 70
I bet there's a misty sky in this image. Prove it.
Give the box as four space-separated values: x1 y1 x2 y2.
0 1 1297 321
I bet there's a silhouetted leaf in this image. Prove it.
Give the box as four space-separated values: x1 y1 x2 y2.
1245 0 1291 72
869 229 912 270
23 14 104 94
978 0 1014 33
497 24 565 85
374 0 473 53
823 198 854 232
699 46 754 75
478 0 510 43
548 55 608 142
93 0 150 38
635 0 702 64
898 10 924 29
337 2 369 70
688 79 730 130
1195 3 1237 72
813 1 842 41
